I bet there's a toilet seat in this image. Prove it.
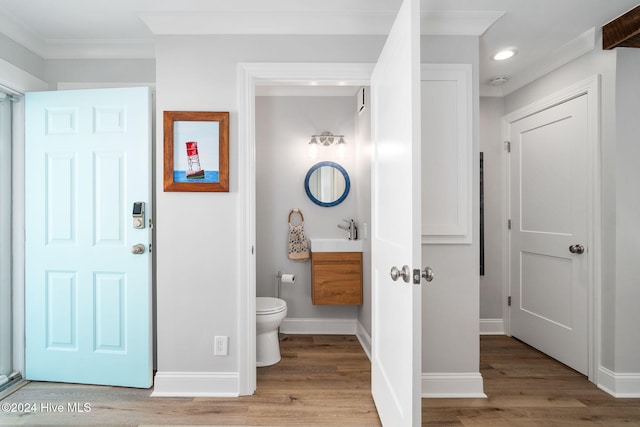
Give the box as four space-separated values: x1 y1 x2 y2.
256 297 286 315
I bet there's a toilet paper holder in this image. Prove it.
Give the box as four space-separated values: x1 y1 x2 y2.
276 271 295 299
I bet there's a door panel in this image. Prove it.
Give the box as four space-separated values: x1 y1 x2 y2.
509 94 588 375
25 87 152 388
370 0 421 424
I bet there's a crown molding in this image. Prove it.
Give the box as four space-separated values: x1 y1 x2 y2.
139 10 502 37
0 10 46 56
39 40 156 60
1 8 501 59
139 10 393 36
0 10 155 59
422 11 504 36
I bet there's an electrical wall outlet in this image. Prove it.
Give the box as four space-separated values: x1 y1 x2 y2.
214 336 228 356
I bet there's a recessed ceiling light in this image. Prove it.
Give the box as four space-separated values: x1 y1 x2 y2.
493 49 517 61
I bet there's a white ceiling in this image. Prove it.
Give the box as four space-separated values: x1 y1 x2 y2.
0 0 637 96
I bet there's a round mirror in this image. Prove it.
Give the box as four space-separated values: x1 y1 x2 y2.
304 161 350 207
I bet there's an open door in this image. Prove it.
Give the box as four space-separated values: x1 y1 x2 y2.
370 0 422 424
25 87 153 388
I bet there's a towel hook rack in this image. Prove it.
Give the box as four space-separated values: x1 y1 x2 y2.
288 208 305 224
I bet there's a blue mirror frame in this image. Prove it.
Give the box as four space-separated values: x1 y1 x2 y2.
304 161 350 207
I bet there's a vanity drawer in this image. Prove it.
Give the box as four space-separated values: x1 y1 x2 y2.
311 252 362 305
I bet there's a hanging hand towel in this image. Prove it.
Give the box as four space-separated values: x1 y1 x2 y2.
288 209 310 262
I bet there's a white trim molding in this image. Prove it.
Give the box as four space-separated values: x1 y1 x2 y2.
479 319 505 335
356 321 372 361
141 10 501 37
422 373 486 398
281 318 357 335
151 372 240 397
421 64 473 244
598 367 640 398
0 58 47 95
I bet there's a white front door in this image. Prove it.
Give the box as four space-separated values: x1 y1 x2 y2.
508 94 589 375
25 87 153 387
370 0 422 424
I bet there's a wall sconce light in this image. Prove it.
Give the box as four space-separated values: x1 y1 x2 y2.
308 131 346 159
308 131 346 147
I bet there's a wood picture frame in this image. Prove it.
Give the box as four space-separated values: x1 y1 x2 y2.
163 111 229 192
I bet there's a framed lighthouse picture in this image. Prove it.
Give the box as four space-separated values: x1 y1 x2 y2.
163 111 229 192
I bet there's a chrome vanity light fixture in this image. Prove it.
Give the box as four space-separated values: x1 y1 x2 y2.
308 131 346 158
309 131 346 147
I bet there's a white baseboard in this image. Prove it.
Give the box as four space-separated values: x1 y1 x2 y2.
479 319 505 335
356 321 372 361
151 372 239 397
422 373 486 398
598 367 640 397
280 317 357 335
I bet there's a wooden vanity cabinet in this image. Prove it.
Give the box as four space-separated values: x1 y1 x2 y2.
311 252 362 305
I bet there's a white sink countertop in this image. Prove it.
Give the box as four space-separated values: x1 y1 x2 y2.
309 238 364 252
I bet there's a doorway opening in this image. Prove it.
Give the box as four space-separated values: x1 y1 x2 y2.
237 63 374 395
253 83 371 371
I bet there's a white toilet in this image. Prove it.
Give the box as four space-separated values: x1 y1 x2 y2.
256 297 287 367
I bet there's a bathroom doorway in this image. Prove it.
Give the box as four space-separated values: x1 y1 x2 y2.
253 85 372 346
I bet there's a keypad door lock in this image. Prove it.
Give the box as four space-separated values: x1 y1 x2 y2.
132 202 145 229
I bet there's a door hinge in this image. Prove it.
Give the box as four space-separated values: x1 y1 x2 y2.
508 219 512 230
504 141 511 153
508 296 512 306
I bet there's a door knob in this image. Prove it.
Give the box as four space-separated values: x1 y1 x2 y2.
131 244 146 254
422 266 434 282
569 244 585 254
390 265 411 283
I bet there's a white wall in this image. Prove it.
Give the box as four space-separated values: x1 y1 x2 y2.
613 48 640 374
421 36 481 387
2 30 485 397
154 35 386 387
44 59 155 90
479 97 505 324
0 33 44 82
254 95 359 320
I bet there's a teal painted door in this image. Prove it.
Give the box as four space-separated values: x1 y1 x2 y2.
25 87 152 388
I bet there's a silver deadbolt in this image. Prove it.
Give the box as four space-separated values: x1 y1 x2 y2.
390 265 411 283
569 244 585 254
131 244 145 255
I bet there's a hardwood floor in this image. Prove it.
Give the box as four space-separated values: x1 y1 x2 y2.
424 335 640 426
2 335 640 426
0 335 381 426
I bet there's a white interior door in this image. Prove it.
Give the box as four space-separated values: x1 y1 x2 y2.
370 0 422 424
25 87 153 388
509 94 589 375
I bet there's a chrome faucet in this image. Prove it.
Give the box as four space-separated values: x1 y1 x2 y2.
338 219 357 240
